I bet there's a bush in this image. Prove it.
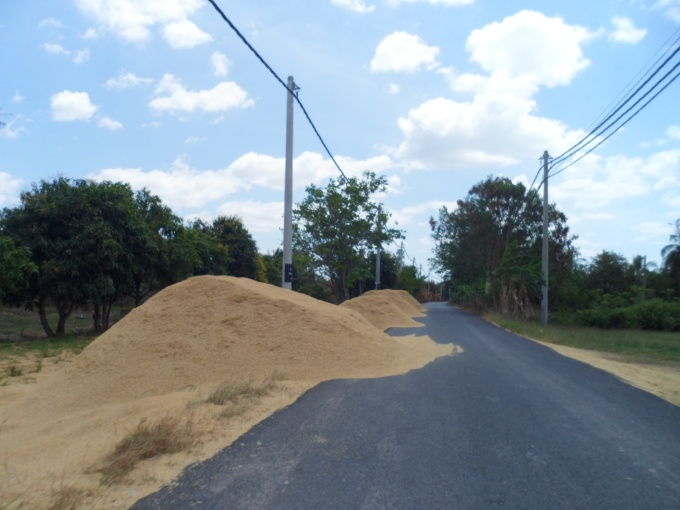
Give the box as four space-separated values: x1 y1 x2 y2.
570 300 680 331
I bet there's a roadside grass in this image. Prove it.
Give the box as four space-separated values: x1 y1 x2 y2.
96 417 194 485
485 313 680 363
47 484 86 510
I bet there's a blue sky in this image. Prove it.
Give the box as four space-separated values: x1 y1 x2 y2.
1 0 679 278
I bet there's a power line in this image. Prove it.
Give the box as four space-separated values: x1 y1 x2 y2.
550 66 680 178
551 36 680 167
206 0 347 180
583 26 680 136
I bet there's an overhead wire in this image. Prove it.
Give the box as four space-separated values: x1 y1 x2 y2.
551 36 680 168
206 0 347 180
549 66 680 179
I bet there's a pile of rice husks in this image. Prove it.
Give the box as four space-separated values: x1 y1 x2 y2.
0 276 453 509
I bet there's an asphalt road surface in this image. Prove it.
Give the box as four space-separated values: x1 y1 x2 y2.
132 302 680 509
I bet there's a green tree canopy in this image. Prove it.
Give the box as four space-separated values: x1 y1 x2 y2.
430 176 577 315
293 171 403 303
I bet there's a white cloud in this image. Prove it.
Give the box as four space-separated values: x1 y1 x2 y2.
12 92 24 103
88 152 396 211
0 117 27 140
74 0 206 44
163 20 212 48
667 125 680 140
390 11 597 171
371 32 440 73
0 172 23 207
98 116 124 130
393 95 583 170
83 28 98 39
50 91 98 121
149 74 254 113
609 17 647 44
73 48 91 63
39 18 64 29
105 71 154 90
466 11 595 89
390 200 458 228
387 0 473 5
43 42 69 55
185 136 205 143
551 149 680 210
652 0 680 23
216 201 284 233
331 0 376 13
387 83 401 95
210 52 231 77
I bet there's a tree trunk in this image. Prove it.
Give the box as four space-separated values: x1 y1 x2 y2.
37 297 55 338
55 301 73 336
92 303 102 331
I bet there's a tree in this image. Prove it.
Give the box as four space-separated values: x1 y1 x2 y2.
662 218 680 295
0 235 37 302
210 215 262 280
293 171 403 303
1 178 140 335
430 176 576 315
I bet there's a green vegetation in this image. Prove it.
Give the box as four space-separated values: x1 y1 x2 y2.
0 178 268 338
431 177 680 332
293 170 403 303
486 313 680 363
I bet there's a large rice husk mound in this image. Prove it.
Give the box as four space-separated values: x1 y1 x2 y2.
45 276 446 410
0 276 452 509
341 289 426 330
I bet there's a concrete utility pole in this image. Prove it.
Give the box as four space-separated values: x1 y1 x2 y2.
541 150 550 325
375 205 381 290
282 76 295 290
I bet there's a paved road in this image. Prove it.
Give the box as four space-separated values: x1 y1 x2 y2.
132 303 680 509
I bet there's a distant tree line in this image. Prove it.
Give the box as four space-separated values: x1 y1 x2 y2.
430 176 680 331
0 173 431 338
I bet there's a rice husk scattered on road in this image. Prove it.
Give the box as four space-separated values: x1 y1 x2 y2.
0 276 452 509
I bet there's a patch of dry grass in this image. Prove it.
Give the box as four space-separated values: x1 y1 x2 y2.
48 484 86 510
96 416 194 484
206 372 283 407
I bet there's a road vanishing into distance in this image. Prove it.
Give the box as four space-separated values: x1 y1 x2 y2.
132 303 680 509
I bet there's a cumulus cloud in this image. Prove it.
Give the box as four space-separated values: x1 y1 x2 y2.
465 10 595 89
74 0 206 44
551 149 680 210
387 83 401 95
609 16 647 44
163 20 212 48
98 116 124 130
393 95 584 170
216 201 284 233
371 31 440 73
149 74 254 113
88 153 397 210
331 0 376 13
43 42 69 55
0 172 23 207
210 52 231 77
105 71 154 90
50 91 98 121
12 92 24 103
390 11 596 171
